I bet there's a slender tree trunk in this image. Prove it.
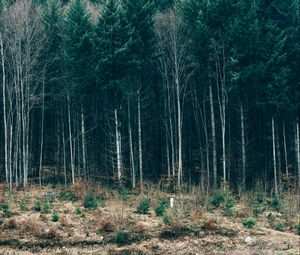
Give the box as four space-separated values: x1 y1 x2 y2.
296 118 300 189
240 103 247 190
39 75 45 186
138 90 143 191
128 99 136 188
272 116 278 195
61 109 67 187
282 120 288 176
176 75 182 187
67 97 75 184
209 85 217 187
81 106 87 182
115 108 122 182
0 33 9 188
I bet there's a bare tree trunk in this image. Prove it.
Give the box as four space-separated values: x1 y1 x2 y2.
115 108 122 182
39 74 45 186
0 33 9 188
240 103 246 190
296 118 300 189
81 106 87 182
61 108 67 187
272 116 278 195
209 85 217 188
128 99 136 188
68 97 75 184
176 74 182 187
282 119 288 176
138 90 143 191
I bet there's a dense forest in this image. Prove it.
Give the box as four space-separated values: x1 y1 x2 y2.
0 0 299 193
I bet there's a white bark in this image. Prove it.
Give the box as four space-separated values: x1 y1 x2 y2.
39 75 45 186
209 85 217 187
272 117 278 195
282 120 288 176
68 97 75 184
0 33 10 188
115 108 122 182
128 99 136 188
240 104 246 190
81 106 87 181
138 90 143 191
296 119 300 189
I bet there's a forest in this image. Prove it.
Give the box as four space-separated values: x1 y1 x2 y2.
0 0 300 254
0 0 299 193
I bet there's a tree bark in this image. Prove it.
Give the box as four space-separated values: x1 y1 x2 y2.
138 90 143 191
240 104 246 190
209 85 217 188
272 116 278 195
68 97 75 184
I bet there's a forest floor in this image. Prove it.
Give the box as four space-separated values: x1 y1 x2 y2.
0 182 299 255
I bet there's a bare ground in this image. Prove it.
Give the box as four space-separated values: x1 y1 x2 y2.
0 184 299 255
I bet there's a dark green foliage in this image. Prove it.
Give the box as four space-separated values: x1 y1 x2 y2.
19 196 29 212
33 200 42 212
296 222 300 235
83 193 98 210
242 217 256 229
269 196 281 211
59 190 78 202
162 213 171 225
274 222 286 231
136 198 151 214
155 198 169 216
115 231 129 245
209 189 234 209
52 213 60 222
0 203 12 218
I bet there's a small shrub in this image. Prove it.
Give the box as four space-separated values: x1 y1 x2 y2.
75 207 82 215
0 203 9 211
33 200 42 212
274 222 285 231
42 203 50 214
162 213 171 225
136 198 151 214
209 189 234 209
295 222 300 235
115 231 129 245
242 217 256 229
52 213 59 222
155 199 168 216
270 196 281 211
98 219 115 233
118 187 128 201
19 195 29 212
59 190 78 202
0 203 12 218
83 193 98 210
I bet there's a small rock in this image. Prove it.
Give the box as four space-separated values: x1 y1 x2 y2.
244 236 256 246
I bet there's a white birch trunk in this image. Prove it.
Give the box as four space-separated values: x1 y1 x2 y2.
39 76 45 186
68 97 75 184
138 91 143 191
115 108 122 182
128 99 136 188
0 33 9 188
272 116 278 195
282 120 288 176
209 85 217 187
296 119 300 189
240 104 246 190
81 106 87 181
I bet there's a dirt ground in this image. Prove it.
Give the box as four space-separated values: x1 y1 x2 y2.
0 184 299 255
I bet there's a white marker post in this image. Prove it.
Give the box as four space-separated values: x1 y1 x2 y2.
170 197 174 208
